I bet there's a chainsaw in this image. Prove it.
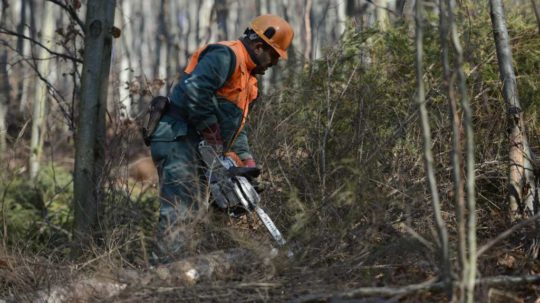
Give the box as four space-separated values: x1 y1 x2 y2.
198 140 289 250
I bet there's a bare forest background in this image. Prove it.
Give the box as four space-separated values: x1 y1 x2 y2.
0 0 540 302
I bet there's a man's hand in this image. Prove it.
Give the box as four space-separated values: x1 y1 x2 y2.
200 124 223 152
243 158 257 168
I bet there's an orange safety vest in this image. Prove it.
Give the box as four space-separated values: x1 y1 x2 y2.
184 40 258 150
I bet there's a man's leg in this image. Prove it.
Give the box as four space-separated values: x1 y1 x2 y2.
151 137 203 260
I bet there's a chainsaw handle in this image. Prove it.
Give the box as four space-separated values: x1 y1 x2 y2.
228 166 261 179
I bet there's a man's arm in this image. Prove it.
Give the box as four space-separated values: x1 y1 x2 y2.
230 127 253 162
171 44 236 131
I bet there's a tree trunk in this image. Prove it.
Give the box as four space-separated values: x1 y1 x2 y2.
303 0 312 64
153 0 168 80
439 0 466 299
531 0 540 34
118 0 133 118
346 0 356 17
215 0 228 41
195 0 203 46
20 0 37 113
414 0 451 295
0 0 10 157
15 0 27 107
489 0 536 220
375 0 389 31
28 1 55 180
73 0 116 249
165 0 179 91
447 0 477 301
396 0 407 16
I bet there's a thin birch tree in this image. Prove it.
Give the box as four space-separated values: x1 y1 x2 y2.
439 0 467 299
0 0 9 157
153 0 168 80
415 0 451 295
531 0 540 34
117 0 133 118
447 0 476 301
489 0 536 220
374 0 389 31
15 0 29 110
29 1 55 180
215 0 228 41
303 0 313 64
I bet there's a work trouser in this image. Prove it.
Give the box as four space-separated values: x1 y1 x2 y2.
150 133 205 241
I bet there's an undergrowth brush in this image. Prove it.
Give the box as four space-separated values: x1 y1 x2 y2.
0 1 539 301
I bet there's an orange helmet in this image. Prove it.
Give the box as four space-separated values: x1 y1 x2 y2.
249 15 294 60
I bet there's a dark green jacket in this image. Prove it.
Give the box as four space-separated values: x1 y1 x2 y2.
150 44 254 160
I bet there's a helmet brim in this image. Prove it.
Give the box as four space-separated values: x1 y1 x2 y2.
251 25 289 60
258 34 288 60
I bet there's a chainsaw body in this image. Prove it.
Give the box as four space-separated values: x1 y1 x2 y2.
198 141 286 246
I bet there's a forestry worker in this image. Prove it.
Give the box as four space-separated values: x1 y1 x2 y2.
148 14 294 260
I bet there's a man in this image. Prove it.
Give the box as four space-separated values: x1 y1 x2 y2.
149 15 294 259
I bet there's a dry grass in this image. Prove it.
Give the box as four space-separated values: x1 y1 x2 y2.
1 3 540 302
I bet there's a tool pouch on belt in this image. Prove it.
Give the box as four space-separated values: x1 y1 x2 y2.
141 96 170 146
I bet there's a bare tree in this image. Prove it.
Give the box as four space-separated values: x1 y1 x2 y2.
153 0 168 80
29 1 55 180
165 0 180 91
117 0 134 118
374 0 389 30
15 0 30 109
303 0 313 64
215 0 228 41
415 0 451 295
447 0 476 301
0 0 10 156
531 0 540 34
73 0 116 249
439 0 466 299
490 0 536 220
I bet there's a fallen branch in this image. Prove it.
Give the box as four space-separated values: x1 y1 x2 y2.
477 211 540 257
288 275 540 303
147 248 253 286
0 249 254 303
0 278 126 303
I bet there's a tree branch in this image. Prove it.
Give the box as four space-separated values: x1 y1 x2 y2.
0 28 82 63
45 0 86 33
1 41 75 130
477 211 540 257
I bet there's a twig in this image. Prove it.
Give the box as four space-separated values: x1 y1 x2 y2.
477 211 540 257
45 0 86 32
0 28 82 63
1 42 75 129
402 224 434 251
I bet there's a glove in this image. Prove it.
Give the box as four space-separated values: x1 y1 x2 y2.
243 158 257 168
200 124 223 150
225 152 243 167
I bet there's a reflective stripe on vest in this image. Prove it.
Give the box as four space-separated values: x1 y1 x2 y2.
184 41 258 151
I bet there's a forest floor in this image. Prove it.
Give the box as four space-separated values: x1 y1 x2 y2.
3 201 540 303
